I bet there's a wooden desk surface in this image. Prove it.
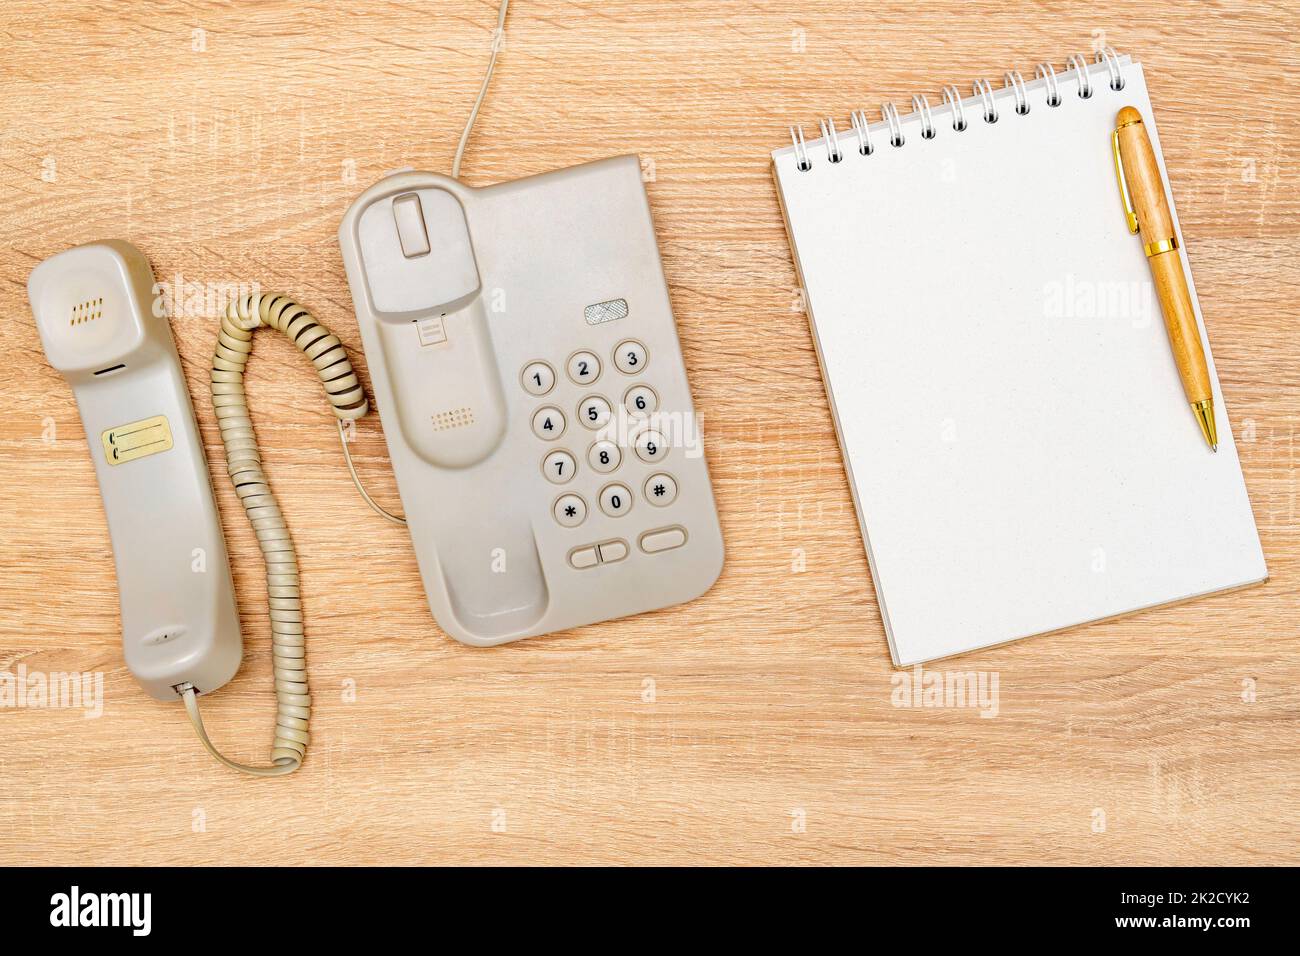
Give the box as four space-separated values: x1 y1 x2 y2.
1 0 1297 866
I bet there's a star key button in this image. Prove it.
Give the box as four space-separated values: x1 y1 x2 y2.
553 493 587 527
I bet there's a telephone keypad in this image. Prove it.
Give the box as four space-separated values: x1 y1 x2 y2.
527 345 687 546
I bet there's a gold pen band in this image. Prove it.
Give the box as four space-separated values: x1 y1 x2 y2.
1143 236 1179 258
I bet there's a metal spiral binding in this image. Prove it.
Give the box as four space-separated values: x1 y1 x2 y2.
790 51 1127 171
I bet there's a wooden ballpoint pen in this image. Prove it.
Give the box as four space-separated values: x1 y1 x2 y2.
1112 106 1217 451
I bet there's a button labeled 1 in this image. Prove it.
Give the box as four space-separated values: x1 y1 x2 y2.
521 361 555 396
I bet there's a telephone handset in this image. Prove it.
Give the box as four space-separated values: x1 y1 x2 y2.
28 241 244 700
339 157 725 644
29 241 375 776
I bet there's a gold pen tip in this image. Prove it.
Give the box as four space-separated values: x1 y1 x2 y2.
1192 400 1218 452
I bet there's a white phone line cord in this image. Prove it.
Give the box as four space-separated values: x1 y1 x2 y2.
180 1 512 776
339 0 510 525
182 0 512 776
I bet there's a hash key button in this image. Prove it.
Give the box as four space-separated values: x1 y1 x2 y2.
645 473 677 506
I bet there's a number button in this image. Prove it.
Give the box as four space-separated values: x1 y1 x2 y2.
588 439 622 474
542 450 576 484
567 350 601 385
531 406 566 440
624 384 658 418
578 395 612 430
521 361 555 396
598 482 633 517
634 428 668 463
644 473 677 506
553 494 587 527
613 340 648 374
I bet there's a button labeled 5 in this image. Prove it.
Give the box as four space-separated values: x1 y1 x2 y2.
578 395 612 430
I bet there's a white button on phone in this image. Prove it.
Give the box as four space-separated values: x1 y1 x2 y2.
532 406 566 440
521 361 555 396
614 340 648 374
624 384 657 417
542 450 576 484
634 428 668 463
568 545 599 569
645 473 677 506
598 483 633 517
392 193 431 258
588 439 621 473
554 494 587 527
598 539 628 563
567 351 601 385
578 395 612 429
640 526 686 553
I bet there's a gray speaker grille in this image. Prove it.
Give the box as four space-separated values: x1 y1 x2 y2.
584 298 629 325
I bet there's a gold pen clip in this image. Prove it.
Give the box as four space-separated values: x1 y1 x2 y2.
1111 129 1140 234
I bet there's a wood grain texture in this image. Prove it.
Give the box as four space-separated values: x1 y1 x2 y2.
1 0 1297 866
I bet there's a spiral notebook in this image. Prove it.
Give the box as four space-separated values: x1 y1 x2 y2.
772 50 1266 666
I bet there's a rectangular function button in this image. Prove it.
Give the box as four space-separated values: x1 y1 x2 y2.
392 193 431 258
639 526 686 554
568 546 599 569
415 315 447 346
597 539 628 563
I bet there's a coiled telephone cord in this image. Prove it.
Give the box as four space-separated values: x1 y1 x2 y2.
182 293 371 776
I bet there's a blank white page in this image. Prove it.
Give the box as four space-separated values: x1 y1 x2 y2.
773 57 1266 665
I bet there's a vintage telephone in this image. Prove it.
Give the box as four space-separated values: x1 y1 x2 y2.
338 161 724 643
26 0 722 774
